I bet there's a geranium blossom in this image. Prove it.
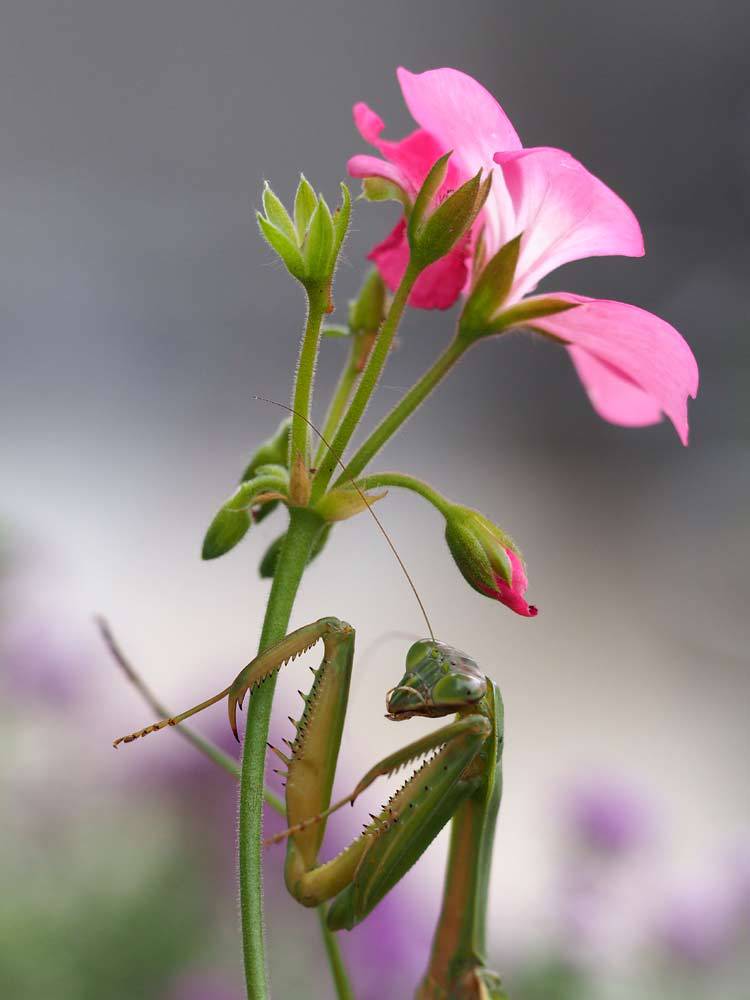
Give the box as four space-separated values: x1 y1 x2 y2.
349 67 698 444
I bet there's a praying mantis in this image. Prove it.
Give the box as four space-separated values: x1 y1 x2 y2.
115 615 508 998
113 400 509 997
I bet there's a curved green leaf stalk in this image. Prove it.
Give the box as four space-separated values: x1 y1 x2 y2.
317 907 355 1000
238 507 325 999
355 471 452 516
311 263 421 502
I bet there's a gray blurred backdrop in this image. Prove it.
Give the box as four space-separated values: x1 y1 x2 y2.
1 0 748 996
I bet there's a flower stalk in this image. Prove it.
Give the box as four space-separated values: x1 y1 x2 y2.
335 334 470 486
310 261 421 501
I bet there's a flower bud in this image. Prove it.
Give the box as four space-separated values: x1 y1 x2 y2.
444 505 537 617
408 156 492 271
257 177 351 295
348 267 386 335
240 417 291 480
240 417 291 522
201 469 288 561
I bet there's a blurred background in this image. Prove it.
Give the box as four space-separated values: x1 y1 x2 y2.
1 1 748 997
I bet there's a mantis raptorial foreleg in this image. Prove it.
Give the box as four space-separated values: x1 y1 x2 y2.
114 625 508 998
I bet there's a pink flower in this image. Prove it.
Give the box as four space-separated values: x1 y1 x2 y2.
349 97 478 309
349 68 698 444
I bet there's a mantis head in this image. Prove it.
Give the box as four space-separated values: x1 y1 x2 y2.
386 640 487 720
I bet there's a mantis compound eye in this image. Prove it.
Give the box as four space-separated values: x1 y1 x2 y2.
431 671 487 707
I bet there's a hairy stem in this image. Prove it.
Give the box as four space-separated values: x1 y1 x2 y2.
238 507 324 998
334 335 470 488
313 340 361 468
291 286 329 465
311 264 420 501
356 471 452 516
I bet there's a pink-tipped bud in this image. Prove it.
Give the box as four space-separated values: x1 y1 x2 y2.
444 506 538 618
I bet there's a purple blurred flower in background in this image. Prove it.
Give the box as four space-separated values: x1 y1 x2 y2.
565 776 655 856
552 776 656 966
342 876 431 1000
658 884 739 966
0 615 86 704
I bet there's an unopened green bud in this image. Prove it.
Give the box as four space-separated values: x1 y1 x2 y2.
257 178 351 294
201 471 288 561
349 268 386 334
241 417 291 481
240 417 291 523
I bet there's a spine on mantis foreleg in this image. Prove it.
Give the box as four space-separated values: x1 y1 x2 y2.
417 684 508 1000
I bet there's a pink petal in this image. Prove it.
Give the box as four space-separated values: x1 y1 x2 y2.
368 219 468 310
347 153 410 192
492 148 644 299
568 348 664 427
397 67 521 174
377 128 459 194
353 102 385 144
482 550 538 617
398 66 522 255
528 294 699 444
350 99 456 198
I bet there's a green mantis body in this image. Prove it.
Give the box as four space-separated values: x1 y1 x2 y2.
116 618 508 999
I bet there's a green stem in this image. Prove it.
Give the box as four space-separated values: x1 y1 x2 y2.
311 264 421 502
238 507 324 999
313 342 360 468
333 335 470 488
317 907 356 1000
356 471 451 517
291 287 329 465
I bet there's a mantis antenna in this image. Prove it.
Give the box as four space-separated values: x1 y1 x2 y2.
253 394 435 642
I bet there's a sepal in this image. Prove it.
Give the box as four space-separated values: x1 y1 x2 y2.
408 161 491 271
459 234 522 337
486 295 579 335
360 176 409 207
314 485 387 522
